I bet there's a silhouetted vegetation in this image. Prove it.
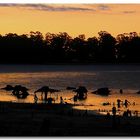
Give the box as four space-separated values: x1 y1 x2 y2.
0 31 140 64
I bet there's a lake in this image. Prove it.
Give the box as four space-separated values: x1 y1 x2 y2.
0 64 140 116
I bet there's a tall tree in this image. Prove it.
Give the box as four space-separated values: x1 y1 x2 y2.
87 37 99 62
98 31 117 62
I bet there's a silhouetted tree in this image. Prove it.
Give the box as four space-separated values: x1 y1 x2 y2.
70 34 89 62
87 37 99 62
0 30 139 64
45 32 72 62
98 31 117 62
116 32 140 63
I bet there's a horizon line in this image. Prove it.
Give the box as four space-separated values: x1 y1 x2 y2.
0 31 140 38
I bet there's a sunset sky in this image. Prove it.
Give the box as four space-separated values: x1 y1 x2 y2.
0 4 140 38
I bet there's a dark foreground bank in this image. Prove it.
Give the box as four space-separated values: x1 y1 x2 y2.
0 101 140 136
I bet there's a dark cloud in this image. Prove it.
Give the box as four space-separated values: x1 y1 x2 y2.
0 3 17 7
0 3 95 12
27 4 95 11
98 5 110 11
123 10 136 14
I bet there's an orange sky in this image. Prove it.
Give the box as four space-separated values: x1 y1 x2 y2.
0 4 140 38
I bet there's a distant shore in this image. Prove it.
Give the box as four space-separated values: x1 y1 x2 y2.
1 62 140 65
0 101 140 136
0 63 140 74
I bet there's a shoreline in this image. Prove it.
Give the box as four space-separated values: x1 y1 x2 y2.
0 101 140 136
0 63 140 74
0 62 140 66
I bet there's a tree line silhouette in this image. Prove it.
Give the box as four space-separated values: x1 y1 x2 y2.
0 31 140 64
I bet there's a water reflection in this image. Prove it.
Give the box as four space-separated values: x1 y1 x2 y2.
0 65 140 116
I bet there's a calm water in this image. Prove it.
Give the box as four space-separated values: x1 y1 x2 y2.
0 64 140 116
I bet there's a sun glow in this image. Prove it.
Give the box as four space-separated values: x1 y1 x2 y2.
0 4 140 37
